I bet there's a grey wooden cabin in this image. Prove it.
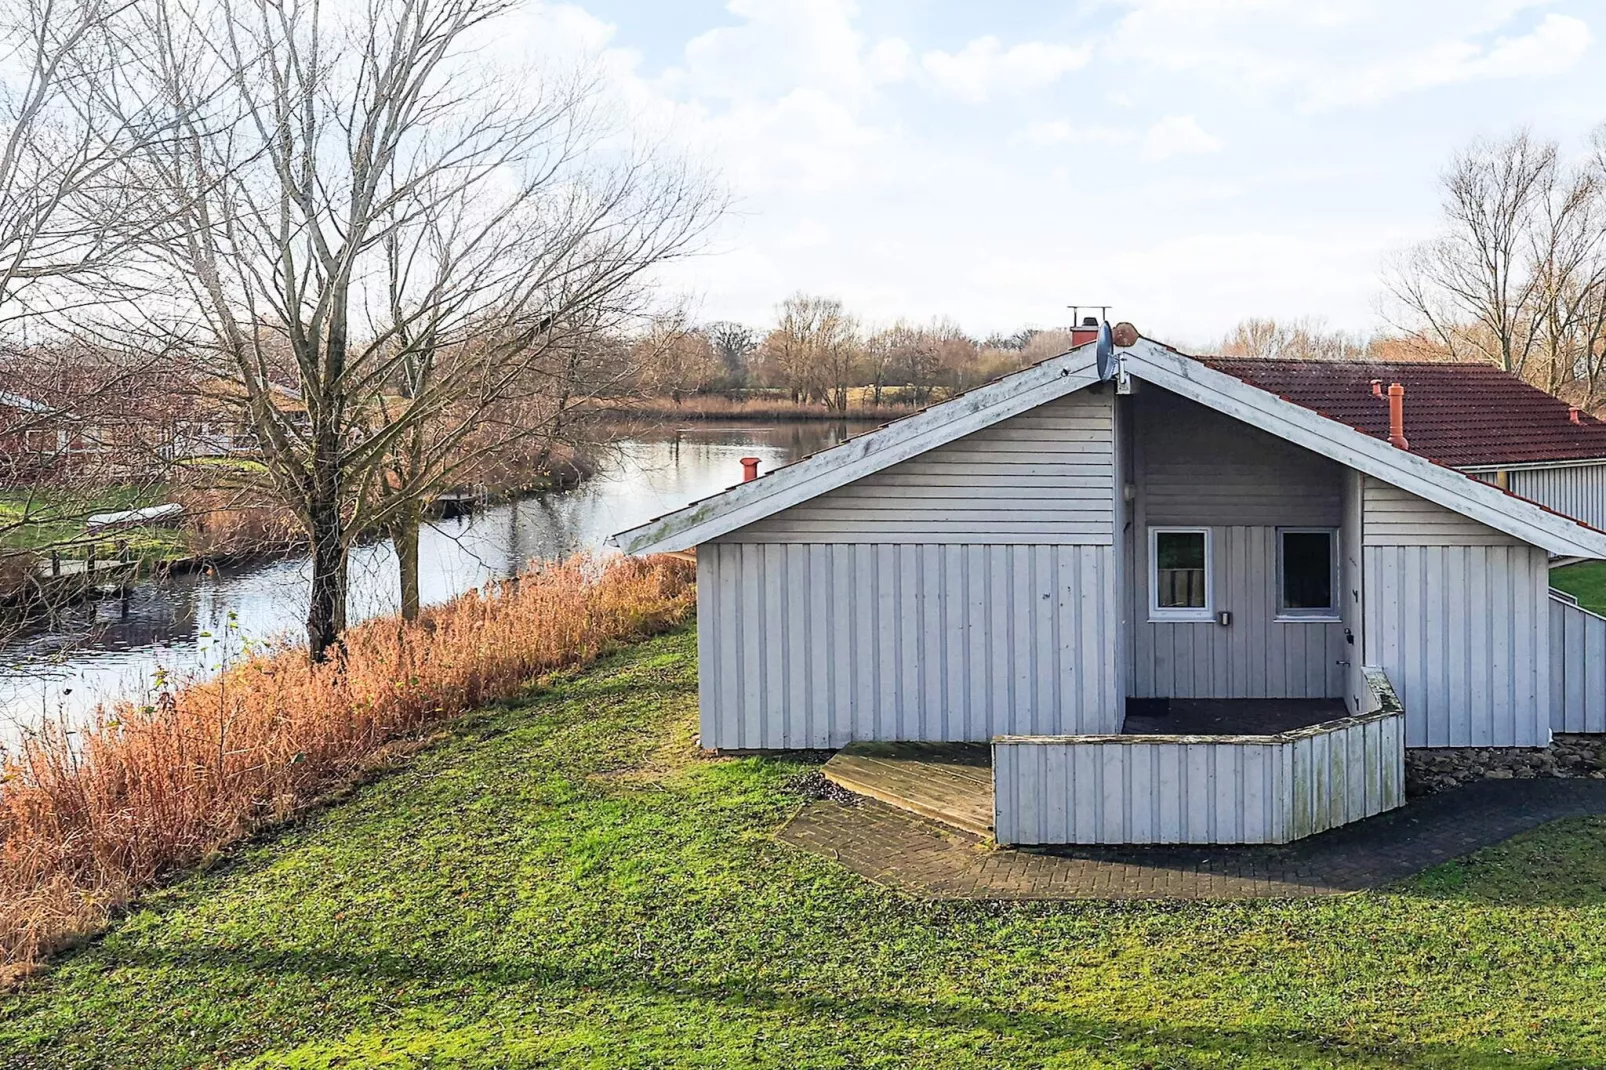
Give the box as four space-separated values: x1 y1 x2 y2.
615 337 1606 845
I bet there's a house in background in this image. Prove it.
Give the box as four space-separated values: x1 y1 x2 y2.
168 380 310 459
0 389 105 480
614 332 1606 848
1208 359 1606 534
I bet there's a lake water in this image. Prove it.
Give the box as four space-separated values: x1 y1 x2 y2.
0 421 866 733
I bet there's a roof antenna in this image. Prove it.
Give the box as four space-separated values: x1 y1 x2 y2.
1069 305 1111 330
1070 304 1120 382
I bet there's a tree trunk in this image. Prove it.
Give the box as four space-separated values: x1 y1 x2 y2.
395 503 421 622
306 493 346 661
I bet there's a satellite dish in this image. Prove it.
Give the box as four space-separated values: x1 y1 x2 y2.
1096 320 1117 380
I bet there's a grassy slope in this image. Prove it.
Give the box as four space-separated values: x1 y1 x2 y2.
0 485 184 558
4 628 1606 1068
1550 560 1606 617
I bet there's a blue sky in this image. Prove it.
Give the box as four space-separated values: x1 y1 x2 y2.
510 0 1605 344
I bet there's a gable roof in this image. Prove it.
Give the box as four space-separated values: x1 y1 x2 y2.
0 389 51 415
1198 356 1606 468
612 345 1102 553
613 336 1606 559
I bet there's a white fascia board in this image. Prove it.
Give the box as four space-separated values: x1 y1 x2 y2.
1459 457 1606 474
614 347 1103 554
1126 340 1606 559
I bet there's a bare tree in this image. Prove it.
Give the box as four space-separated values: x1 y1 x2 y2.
1219 316 1373 361
1385 130 1598 379
124 0 719 657
815 302 859 412
0 0 202 654
706 321 755 389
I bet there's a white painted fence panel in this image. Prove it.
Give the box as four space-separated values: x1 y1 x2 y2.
1550 592 1606 733
993 700 1405 846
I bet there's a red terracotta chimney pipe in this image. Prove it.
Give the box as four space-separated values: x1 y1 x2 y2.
1571 406 1583 425
740 457 761 482
1370 379 1384 399
1070 316 1100 348
1387 383 1408 450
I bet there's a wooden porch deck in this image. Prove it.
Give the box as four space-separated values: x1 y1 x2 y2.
818 701 1384 844
822 743 994 837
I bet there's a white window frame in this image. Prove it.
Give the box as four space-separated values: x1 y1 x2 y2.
1148 526 1213 622
1275 527 1340 622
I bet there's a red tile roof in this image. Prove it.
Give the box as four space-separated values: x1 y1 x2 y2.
1195 356 1606 468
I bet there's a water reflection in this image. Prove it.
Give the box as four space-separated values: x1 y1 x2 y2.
0 420 867 730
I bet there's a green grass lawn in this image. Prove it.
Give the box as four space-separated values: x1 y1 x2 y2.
0 484 184 560
6 627 1606 1068
1550 560 1606 617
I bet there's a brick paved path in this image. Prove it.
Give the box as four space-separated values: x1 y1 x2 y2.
778 778 1606 899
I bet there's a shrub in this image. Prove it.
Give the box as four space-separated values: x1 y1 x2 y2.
0 552 696 979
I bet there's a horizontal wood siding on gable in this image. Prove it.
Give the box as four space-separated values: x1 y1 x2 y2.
716 391 1114 545
1362 477 1521 546
696 541 1121 750
1138 388 1343 527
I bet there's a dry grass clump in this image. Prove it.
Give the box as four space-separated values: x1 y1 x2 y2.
174 486 302 560
601 394 924 422
0 553 695 980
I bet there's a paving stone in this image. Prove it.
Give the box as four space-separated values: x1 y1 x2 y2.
775 779 1606 900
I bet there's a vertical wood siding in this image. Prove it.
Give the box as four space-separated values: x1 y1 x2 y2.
1550 593 1606 733
1341 471 1369 716
1128 388 1347 700
1509 464 1606 530
722 392 1114 544
1130 526 1348 699
1363 542 1551 746
992 710 1404 846
697 542 1120 750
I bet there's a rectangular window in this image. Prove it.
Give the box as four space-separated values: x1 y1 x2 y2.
1278 528 1337 619
1150 527 1211 621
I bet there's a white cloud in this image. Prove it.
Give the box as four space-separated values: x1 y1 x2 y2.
1142 115 1223 159
668 0 882 100
866 37 915 83
1476 12 1593 75
1108 1 1595 110
1307 13 1593 108
1012 120 1137 149
921 36 1091 103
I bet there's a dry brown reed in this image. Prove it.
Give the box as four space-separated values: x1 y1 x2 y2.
0 553 695 980
598 394 924 422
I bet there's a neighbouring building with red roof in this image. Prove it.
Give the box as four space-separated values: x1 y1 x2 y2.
1199 356 1606 529
611 330 1606 849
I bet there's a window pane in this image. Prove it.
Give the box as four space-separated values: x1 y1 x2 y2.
1156 531 1206 609
1282 531 1333 610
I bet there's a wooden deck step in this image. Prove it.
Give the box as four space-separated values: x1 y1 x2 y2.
823 743 995 838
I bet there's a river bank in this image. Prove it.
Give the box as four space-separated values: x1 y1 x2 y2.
0 554 696 980
0 421 868 729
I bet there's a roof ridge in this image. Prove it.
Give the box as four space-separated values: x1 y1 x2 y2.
1202 355 1498 369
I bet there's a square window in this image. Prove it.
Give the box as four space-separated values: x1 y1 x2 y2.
1150 528 1211 621
1279 529 1337 617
